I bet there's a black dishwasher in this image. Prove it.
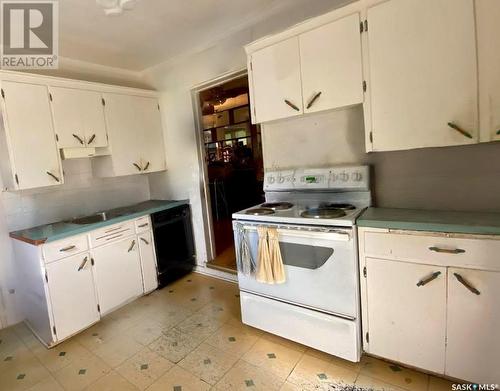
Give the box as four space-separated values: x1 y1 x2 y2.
151 204 195 287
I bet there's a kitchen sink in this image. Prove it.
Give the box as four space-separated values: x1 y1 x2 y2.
68 212 110 225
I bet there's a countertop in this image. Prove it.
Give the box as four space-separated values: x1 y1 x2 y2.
357 207 500 235
9 199 189 245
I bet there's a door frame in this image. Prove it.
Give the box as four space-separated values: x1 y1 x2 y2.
190 68 248 264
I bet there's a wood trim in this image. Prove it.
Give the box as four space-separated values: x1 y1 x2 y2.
9 232 47 246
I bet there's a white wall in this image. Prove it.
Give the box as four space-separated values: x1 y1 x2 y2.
0 61 149 328
143 0 353 267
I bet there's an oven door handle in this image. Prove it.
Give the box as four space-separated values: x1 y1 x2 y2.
242 225 351 241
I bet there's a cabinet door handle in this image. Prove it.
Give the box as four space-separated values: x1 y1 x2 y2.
138 223 148 228
87 134 96 144
143 161 150 171
447 122 473 139
416 271 441 287
78 256 89 271
60 245 76 252
496 129 500 135
284 99 300 112
306 91 322 109
454 273 480 295
72 134 85 145
140 237 149 245
429 246 465 254
133 162 142 171
46 172 60 183
128 240 136 252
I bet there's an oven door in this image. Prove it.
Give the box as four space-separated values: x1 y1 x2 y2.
233 221 359 318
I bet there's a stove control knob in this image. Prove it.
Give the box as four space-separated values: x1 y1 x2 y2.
267 176 275 184
352 172 363 181
278 177 285 184
340 172 349 181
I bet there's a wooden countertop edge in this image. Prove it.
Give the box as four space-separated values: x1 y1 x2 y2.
9 233 46 246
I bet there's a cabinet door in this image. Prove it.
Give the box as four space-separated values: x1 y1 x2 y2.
92 236 143 314
446 268 500 383
250 37 303 123
138 231 158 293
102 93 142 176
365 258 446 373
1 81 62 189
366 0 477 151
50 87 107 148
300 13 363 114
476 0 500 142
135 97 166 173
46 253 99 341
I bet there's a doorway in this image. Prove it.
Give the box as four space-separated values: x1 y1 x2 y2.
196 74 264 274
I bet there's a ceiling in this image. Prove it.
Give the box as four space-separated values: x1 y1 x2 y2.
59 0 347 71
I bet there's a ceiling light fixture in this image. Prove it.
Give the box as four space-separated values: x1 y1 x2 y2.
96 0 138 16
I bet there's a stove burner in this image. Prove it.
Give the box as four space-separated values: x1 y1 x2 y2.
300 208 347 219
260 202 294 211
245 208 275 216
322 203 356 210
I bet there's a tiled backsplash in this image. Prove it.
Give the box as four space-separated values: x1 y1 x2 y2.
1 159 150 232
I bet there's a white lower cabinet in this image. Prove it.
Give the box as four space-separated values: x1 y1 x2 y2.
365 258 446 373
92 236 144 314
359 228 500 384
138 231 158 293
446 268 500 384
45 253 100 341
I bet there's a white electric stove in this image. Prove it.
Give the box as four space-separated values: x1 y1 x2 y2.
232 165 371 362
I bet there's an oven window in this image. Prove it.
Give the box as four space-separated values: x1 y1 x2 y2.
279 243 333 269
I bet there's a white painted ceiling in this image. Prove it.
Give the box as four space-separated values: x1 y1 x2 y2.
59 0 348 71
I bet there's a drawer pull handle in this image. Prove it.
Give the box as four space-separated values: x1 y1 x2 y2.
104 234 123 241
128 240 136 252
104 226 123 233
78 256 89 271
416 271 441 287
133 162 142 171
138 223 148 228
60 245 76 252
428 247 465 254
454 273 480 295
140 237 149 245
284 99 300 112
87 134 96 144
306 91 322 109
143 161 150 171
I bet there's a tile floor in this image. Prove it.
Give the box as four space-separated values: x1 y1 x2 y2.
0 273 456 391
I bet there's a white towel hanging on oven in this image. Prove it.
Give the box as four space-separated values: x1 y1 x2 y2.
256 226 274 284
268 227 286 284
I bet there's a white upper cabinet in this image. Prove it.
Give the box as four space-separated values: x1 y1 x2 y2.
92 93 166 177
476 0 500 142
300 13 364 114
366 0 477 151
446 268 500 384
0 81 62 190
49 87 108 149
250 37 303 123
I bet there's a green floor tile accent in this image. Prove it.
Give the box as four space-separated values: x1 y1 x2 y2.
4 356 13 361
17 374 25 380
228 337 236 342
317 373 328 380
173 386 182 391
267 353 276 359
245 379 255 387
78 369 87 375
140 364 149 370
203 359 211 365
59 351 66 357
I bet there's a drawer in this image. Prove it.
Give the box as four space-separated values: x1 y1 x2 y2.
135 216 151 233
363 231 500 271
43 235 89 263
90 220 135 248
